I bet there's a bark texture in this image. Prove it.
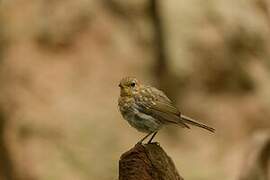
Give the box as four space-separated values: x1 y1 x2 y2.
119 143 183 180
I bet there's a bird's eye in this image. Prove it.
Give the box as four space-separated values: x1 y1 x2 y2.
130 82 136 87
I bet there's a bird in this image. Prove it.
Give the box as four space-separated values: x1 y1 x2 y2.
118 76 215 144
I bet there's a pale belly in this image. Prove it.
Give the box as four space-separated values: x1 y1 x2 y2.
122 110 162 133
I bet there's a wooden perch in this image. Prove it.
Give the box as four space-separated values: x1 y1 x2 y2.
119 143 183 180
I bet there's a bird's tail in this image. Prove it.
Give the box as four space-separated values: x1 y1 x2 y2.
181 115 215 133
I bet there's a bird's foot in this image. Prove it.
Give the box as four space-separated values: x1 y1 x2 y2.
136 140 143 146
147 141 160 146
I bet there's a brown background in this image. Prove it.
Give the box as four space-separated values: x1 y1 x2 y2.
0 0 270 179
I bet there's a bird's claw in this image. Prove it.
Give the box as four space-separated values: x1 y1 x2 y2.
147 141 160 146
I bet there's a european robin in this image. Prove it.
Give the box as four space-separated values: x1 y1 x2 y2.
118 77 215 144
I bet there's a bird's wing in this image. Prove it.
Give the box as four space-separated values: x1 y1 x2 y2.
135 87 190 128
147 86 172 103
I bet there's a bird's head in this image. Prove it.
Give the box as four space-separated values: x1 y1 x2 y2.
118 77 140 97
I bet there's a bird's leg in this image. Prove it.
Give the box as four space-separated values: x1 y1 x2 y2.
137 132 153 144
147 132 158 144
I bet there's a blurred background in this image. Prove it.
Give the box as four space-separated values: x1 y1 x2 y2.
0 0 270 179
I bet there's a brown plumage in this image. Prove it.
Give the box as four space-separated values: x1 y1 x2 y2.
118 77 215 144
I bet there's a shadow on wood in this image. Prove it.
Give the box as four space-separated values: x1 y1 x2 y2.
119 143 183 180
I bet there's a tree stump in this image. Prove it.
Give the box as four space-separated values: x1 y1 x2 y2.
119 143 183 180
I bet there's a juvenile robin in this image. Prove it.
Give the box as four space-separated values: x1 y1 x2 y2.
118 77 215 144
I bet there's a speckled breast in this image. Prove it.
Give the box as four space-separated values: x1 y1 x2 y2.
118 96 162 133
